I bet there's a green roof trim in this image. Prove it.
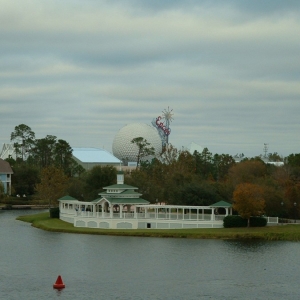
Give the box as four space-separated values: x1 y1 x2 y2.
120 190 141 195
103 184 138 189
100 190 141 196
58 195 78 201
108 198 150 204
91 197 102 203
210 201 232 207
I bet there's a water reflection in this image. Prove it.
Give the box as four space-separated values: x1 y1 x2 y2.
224 239 273 252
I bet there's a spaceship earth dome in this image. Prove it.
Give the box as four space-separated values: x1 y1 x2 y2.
112 123 162 162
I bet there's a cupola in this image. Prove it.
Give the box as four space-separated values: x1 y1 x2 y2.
117 171 124 184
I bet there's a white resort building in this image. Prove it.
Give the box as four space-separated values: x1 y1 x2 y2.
59 171 233 229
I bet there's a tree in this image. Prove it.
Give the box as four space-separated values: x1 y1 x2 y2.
285 153 300 181
35 166 69 207
67 177 85 201
30 135 57 169
212 153 236 182
233 183 265 227
69 158 86 177
193 148 213 179
12 164 39 197
268 152 283 162
160 144 178 165
83 165 116 200
10 124 35 161
54 139 73 174
175 182 223 206
228 160 267 187
131 137 155 168
284 184 300 219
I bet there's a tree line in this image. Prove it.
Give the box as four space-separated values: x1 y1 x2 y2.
125 144 300 220
2 124 300 220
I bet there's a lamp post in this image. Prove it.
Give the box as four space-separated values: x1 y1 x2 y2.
294 202 297 223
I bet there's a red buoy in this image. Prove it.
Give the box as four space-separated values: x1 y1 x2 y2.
53 275 65 289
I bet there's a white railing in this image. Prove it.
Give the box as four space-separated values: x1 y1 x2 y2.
65 209 226 222
215 215 225 221
266 217 278 224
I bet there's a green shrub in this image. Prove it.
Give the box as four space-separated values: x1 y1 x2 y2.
250 216 267 227
223 215 267 228
223 216 247 228
1 196 30 205
49 207 60 218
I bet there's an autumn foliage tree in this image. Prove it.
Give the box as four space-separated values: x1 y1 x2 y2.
35 166 69 207
233 183 265 227
228 160 267 186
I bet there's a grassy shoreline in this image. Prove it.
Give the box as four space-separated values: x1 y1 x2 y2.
16 212 300 241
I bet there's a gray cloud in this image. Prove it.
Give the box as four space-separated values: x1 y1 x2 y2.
0 0 299 157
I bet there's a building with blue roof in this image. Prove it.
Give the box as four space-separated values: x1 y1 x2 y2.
72 148 121 170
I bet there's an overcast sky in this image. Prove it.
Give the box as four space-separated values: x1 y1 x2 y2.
1 0 299 158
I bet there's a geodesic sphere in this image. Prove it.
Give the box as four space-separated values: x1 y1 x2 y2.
112 123 162 162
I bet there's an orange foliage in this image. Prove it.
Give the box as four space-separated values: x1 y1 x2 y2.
228 160 267 186
233 183 265 226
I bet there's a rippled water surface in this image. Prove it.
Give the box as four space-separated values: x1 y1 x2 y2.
0 210 300 299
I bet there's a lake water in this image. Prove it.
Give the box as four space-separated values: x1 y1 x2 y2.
0 210 300 299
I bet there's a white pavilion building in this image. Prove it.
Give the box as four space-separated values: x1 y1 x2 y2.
59 171 233 229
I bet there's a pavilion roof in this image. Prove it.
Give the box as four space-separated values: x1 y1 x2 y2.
210 200 232 207
58 195 78 201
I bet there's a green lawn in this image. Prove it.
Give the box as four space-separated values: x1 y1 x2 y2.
16 212 300 241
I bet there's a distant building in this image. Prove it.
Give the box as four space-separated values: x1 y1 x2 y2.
0 158 13 195
72 148 121 170
233 155 284 166
0 144 16 160
188 142 203 154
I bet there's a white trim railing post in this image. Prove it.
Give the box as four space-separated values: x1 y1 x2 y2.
120 205 123 219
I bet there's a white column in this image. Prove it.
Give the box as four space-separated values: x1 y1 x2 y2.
211 208 215 221
134 206 137 219
119 205 123 218
110 205 113 218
